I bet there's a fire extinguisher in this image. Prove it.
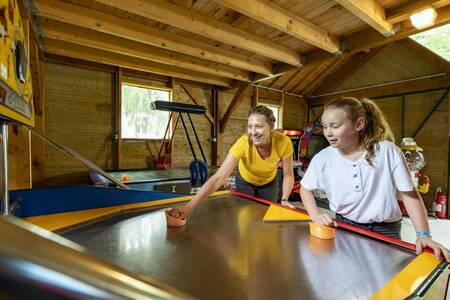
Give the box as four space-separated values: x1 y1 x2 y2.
432 188 448 219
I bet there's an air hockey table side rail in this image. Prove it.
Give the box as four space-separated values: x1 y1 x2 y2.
7 185 450 299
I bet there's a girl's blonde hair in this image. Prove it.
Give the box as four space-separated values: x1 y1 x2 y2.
324 97 394 164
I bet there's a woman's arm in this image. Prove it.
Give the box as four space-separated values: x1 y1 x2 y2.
169 153 238 218
280 155 294 204
300 187 334 225
400 190 450 261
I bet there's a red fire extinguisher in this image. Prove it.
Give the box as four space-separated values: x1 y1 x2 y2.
432 188 448 219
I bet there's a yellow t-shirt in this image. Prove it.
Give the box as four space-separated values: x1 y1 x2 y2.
229 131 293 186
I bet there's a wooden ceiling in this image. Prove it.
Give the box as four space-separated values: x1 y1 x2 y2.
26 0 450 95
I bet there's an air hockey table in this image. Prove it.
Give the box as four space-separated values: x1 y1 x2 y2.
89 167 218 193
12 186 449 299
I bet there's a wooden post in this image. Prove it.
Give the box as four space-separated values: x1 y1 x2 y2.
115 67 122 169
212 88 223 165
252 86 258 107
280 92 285 129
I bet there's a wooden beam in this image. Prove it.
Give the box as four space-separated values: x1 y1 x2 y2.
402 38 450 74
28 0 272 75
252 63 298 84
29 38 45 188
335 0 394 36
387 0 450 23
307 73 450 105
179 83 214 125
220 84 252 133
37 18 251 82
41 38 230 87
252 86 258 107
93 0 302 66
214 0 341 54
345 5 450 53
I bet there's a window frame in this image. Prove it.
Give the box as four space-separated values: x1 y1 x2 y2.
120 82 173 141
259 102 282 129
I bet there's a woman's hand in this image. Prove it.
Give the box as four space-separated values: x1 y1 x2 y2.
310 213 335 226
416 236 450 262
280 200 296 209
167 205 193 219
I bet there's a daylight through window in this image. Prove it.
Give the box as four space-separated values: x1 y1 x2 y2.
121 84 171 139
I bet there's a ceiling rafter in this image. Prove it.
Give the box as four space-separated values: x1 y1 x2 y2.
387 0 450 23
93 0 302 66
335 0 394 37
36 18 250 81
345 5 450 53
41 38 230 87
213 0 341 54
28 0 272 75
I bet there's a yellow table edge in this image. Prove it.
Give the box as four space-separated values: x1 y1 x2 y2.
23 190 229 232
371 252 441 299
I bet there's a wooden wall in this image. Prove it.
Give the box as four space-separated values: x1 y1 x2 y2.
34 61 307 187
43 63 115 186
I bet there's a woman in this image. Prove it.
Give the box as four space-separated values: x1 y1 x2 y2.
169 105 295 219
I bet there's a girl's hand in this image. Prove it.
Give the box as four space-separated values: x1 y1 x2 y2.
311 214 334 226
416 236 450 262
167 205 193 219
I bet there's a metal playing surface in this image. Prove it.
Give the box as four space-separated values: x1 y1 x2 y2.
64 195 416 300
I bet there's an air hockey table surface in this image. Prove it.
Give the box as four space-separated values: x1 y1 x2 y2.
59 192 437 300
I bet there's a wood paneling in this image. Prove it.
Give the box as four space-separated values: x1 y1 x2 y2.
44 63 115 186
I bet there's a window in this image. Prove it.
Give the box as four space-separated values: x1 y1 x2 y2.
410 24 450 61
261 104 281 129
121 84 171 139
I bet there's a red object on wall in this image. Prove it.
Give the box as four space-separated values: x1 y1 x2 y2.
433 188 448 219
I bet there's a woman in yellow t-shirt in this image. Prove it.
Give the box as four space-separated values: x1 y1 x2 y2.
168 105 295 219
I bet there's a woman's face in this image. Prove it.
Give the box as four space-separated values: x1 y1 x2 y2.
247 113 272 146
321 107 364 150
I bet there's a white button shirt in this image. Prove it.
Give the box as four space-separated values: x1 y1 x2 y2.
301 140 414 223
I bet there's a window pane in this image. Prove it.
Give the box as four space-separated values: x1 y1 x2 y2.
265 105 280 129
121 84 170 139
410 24 450 61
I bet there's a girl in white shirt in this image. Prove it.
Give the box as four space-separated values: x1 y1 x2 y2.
300 97 449 262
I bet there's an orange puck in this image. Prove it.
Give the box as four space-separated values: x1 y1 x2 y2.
309 222 336 239
165 209 187 227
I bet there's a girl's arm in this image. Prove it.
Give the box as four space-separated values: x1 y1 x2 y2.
169 153 238 218
400 190 450 262
300 187 334 225
280 155 294 206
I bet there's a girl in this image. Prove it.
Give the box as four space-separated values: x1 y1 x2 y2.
169 105 295 218
300 97 449 262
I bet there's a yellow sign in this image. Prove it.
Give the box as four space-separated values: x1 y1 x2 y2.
0 0 34 126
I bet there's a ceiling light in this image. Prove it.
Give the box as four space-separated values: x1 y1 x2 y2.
410 7 438 30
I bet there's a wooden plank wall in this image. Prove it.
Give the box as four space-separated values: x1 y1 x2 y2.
43 62 115 186
38 62 307 186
